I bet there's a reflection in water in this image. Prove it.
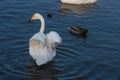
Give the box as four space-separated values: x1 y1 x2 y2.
60 3 96 15
28 60 59 80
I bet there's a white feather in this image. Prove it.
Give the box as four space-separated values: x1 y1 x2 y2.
46 31 62 46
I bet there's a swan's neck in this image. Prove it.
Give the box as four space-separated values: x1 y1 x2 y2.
39 15 45 33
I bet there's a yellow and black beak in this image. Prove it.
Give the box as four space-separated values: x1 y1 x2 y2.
28 16 35 22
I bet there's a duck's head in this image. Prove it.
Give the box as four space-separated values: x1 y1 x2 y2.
81 29 89 37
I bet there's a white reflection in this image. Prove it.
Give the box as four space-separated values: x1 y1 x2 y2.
60 3 96 15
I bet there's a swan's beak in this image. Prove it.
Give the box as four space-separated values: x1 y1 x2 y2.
29 16 35 22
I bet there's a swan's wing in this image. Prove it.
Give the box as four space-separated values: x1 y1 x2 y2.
29 32 45 49
30 40 41 49
46 31 62 46
29 32 46 60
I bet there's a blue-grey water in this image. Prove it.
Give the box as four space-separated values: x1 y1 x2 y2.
0 0 120 80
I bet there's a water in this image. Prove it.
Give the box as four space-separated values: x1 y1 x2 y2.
0 0 120 80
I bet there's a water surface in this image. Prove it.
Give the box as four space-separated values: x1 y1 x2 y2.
0 0 120 80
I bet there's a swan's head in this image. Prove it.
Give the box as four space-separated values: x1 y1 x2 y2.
29 13 44 22
29 13 45 33
46 31 62 47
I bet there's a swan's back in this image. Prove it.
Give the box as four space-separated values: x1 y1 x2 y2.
29 31 62 66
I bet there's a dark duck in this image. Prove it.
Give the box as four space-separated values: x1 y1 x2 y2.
47 13 52 18
68 26 89 38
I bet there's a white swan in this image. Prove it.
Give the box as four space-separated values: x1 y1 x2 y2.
29 13 62 66
61 0 97 4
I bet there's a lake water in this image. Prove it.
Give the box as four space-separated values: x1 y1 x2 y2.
0 0 120 80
